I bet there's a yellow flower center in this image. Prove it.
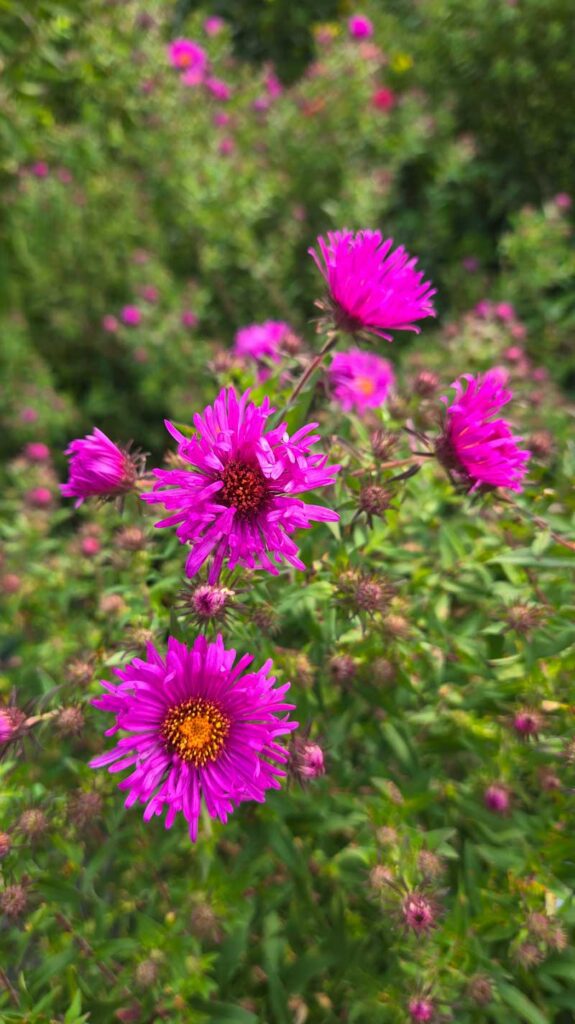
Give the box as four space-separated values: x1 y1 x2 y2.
161 697 230 767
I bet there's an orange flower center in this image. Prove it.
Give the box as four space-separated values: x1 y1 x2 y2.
161 697 230 766
356 376 376 397
220 459 268 518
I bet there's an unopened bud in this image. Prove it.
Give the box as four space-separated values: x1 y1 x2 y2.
1 883 28 918
359 485 392 520
18 809 48 841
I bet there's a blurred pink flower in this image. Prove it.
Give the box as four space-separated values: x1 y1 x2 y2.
205 77 232 101
372 87 396 112
409 1000 434 1022
474 299 492 318
168 39 208 77
81 536 101 558
30 161 49 178
140 285 159 304
264 68 283 99
329 348 395 414
121 306 142 327
203 16 225 36
20 407 39 424
494 301 515 322
24 442 50 463
181 310 198 329
102 314 119 333
348 14 374 38
26 487 53 509
218 137 235 156
309 230 435 341
213 111 231 127
234 321 293 369
554 192 572 210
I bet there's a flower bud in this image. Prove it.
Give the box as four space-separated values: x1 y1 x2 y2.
0 833 12 859
68 790 103 829
371 430 397 461
57 706 85 736
1 883 28 918
329 654 357 683
484 783 511 814
467 975 493 1006
117 526 147 551
417 850 444 881
292 739 325 781
359 485 393 520
18 809 48 842
135 959 159 988
413 370 440 397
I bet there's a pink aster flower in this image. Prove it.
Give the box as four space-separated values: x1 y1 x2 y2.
181 310 198 328
30 161 49 178
372 87 396 112
61 428 139 507
309 230 436 341
121 305 142 327
292 739 325 781
437 369 531 493
554 192 572 210
264 68 283 100
90 634 297 841
168 38 208 76
25 487 53 509
205 77 231 101
494 301 515 322
140 285 159 304
204 15 225 36
329 348 395 414
24 442 50 463
102 314 119 333
141 387 340 583
234 320 293 373
348 14 374 38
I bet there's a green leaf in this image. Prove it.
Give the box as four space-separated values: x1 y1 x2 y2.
498 983 550 1024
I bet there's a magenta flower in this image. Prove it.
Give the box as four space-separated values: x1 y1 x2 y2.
24 442 50 463
121 305 142 327
213 111 231 127
234 320 292 369
554 192 572 210
437 369 530 493
203 15 225 36
329 348 395 414
90 634 297 841
30 161 49 179
348 14 374 38
372 87 396 112
168 38 208 76
181 310 198 328
141 388 340 583
309 230 436 341
140 285 159 304
205 77 231 101
25 487 53 509
61 428 138 507
218 137 235 156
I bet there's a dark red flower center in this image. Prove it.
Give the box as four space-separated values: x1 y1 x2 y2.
220 459 268 518
161 697 230 767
